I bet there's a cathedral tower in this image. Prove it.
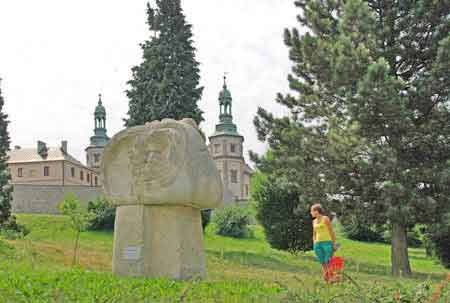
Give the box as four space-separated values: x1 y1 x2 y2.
85 94 110 173
208 77 252 203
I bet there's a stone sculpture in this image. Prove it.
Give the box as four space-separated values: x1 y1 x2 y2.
102 118 223 279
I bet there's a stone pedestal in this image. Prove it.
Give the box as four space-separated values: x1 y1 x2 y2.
112 205 205 279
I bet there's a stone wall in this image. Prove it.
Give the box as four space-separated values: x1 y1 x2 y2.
11 184 103 214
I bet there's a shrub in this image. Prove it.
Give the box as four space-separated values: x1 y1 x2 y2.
87 197 116 230
426 219 450 268
201 209 212 232
340 215 385 243
252 176 313 252
0 215 29 240
212 205 252 238
337 203 386 243
430 229 450 268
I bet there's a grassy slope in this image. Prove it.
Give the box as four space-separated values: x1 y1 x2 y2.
0 214 449 302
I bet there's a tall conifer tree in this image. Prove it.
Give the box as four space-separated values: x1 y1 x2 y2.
125 0 204 126
0 78 13 226
254 0 450 276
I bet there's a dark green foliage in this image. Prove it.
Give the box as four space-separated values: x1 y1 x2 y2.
424 218 450 269
0 215 29 240
201 209 212 232
253 175 313 253
0 79 13 227
249 122 327 253
253 0 450 275
125 0 204 126
213 205 252 238
87 197 116 231
430 229 450 269
407 231 423 249
340 215 384 243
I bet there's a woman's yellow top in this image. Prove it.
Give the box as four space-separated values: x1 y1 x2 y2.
314 218 332 242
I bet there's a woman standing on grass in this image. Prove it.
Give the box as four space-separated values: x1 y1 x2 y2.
310 203 337 282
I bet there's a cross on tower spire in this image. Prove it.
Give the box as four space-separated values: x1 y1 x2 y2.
223 72 228 88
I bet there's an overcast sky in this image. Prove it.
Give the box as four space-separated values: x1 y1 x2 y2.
0 1 299 164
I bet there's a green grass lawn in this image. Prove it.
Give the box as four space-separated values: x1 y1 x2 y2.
0 214 449 302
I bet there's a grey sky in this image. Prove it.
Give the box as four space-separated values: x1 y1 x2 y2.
0 1 298 164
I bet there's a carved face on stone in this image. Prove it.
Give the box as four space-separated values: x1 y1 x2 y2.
129 127 185 191
102 118 223 209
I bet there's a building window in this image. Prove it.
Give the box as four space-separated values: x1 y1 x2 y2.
87 173 90 183
18 168 23 177
95 176 98 186
86 155 89 163
94 153 100 163
245 184 249 197
71 167 75 177
214 144 220 154
230 170 238 183
218 169 222 179
230 144 236 153
80 171 84 181
44 166 50 176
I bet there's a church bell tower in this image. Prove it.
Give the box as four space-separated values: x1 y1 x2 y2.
208 76 252 203
85 94 110 173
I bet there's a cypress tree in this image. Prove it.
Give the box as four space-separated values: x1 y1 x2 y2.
254 0 450 276
0 78 13 226
125 0 204 126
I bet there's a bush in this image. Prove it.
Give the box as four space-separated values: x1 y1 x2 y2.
87 197 116 230
252 176 313 252
212 205 252 238
201 209 212 232
340 215 385 243
430 229 450 268
0 215 29 240
425 219 450 268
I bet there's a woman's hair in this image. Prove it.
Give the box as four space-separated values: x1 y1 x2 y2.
311 203 324 214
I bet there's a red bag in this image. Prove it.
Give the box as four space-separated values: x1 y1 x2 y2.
328 256 345 282
330 256 344 271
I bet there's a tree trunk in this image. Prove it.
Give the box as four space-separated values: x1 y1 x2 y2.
73 231 80 266
391 222 412 277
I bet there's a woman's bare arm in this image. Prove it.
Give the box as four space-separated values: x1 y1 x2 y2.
324 216 336 249
312 220 316 242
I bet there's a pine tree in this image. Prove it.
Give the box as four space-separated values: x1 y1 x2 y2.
0 78 13 226
125 0 204 126
254 0 450 276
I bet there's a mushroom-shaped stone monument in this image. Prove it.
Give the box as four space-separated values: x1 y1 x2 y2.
102 118 223 279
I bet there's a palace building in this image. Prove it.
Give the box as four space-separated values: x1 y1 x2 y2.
7 140 100 187
7 94 109 188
